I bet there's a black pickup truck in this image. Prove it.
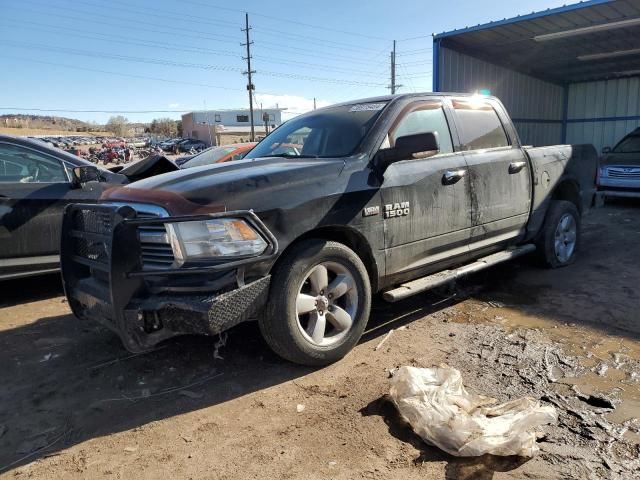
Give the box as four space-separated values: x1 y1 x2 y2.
61 93 597 365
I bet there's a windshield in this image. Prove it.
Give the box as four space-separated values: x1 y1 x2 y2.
181 146 239 168
613 135 640 153
244 102 387 159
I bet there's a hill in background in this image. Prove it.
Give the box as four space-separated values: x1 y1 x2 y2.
0 114 103 132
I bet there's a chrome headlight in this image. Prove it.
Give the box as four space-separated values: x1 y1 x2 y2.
167 218 267 264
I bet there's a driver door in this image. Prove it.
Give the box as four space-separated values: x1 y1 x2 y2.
380 99 472 279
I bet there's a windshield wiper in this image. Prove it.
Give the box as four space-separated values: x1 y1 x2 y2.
265 153 319 159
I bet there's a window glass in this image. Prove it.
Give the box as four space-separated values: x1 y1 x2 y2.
391 104 453 154
613 135 640 153
0 143 67 183
236 115 249 123
244 102 386 159
453 100 509 150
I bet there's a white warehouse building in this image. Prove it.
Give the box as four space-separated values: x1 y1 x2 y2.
182 108 285 145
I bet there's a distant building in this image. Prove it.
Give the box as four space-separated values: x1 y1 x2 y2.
182 108 285 145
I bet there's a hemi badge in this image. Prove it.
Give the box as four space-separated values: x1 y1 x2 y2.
363 206 380 217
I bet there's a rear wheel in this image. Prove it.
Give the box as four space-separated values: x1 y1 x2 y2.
537 200 580 268
260 239 371 366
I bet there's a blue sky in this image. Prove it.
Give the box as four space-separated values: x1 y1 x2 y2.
0 0 569 124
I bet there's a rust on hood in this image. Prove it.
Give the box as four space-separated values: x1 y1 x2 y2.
101 186 226 216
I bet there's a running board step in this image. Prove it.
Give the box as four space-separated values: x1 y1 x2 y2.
382 244 536 303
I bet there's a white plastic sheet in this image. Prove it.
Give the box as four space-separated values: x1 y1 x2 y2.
389 365 557 457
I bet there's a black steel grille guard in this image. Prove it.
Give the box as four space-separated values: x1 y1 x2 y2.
64 203 279 278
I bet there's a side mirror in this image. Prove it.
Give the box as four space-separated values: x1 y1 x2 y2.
71 165 101 188
377 132 440 171
602 146 612 154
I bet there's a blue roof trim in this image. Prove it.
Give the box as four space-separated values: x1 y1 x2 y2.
433 0 614 40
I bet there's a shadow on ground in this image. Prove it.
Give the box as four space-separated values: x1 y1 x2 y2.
0 272 465 473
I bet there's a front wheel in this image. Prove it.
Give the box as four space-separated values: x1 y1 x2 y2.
260 240 372 366
537 200 581 268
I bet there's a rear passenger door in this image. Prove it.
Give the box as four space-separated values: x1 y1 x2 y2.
450 98 531 251
381 99 472 278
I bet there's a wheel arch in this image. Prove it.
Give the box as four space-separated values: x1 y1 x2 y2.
272 225 380 293
551 177 582 213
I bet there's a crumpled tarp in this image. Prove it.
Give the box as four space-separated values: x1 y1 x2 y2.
389 365 557 457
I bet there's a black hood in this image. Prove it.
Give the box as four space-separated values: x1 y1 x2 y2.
123 156 347 212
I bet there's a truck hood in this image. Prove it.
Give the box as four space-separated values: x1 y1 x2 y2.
103 156 346 213
600 152 640 168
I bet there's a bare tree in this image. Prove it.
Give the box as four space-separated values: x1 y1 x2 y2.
106 115 129 136
149 117 178 137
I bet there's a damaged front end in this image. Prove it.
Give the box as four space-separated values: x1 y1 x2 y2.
61 203 278 352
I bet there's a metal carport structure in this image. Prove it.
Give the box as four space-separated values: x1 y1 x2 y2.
433 0 640 152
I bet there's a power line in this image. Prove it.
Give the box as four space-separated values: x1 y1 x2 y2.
8 4 388 67
251 39 389 66
396 50 433 57
10 4 239 45
0 19 239 57
251 54 381 76
75 0 240 30
2 41 390 87
396 59 433 67
20 0 238 36
1 40 243 72
0 54 250 92
251 26 386 53
181 0 391 41
397 34 433 42
0 107 190 113
0 19 386 76
95 0 391 52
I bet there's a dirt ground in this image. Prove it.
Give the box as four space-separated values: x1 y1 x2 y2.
1 202 639 479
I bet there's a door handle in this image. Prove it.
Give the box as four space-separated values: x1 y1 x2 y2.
442 169 466 185
509 161 527 174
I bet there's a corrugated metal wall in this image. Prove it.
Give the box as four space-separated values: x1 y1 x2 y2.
566 77 640 153
437 47 564 146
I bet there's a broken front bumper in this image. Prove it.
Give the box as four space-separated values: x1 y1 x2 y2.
61 203 278 352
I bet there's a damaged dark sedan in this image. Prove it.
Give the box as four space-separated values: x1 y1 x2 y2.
0 135 178 280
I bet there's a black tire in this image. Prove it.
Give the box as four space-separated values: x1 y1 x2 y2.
259 239 372 366
536 200 581 268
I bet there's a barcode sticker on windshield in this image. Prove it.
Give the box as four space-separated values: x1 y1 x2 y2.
349 103 386 112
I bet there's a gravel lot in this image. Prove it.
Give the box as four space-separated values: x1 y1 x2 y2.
1 202 638 479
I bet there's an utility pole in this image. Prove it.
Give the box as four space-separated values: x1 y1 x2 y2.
389 40 402 94
241 13 256 141
313 97 317 110
391 40 396 94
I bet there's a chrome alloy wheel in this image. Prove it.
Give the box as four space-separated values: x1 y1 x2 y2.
295 262 359 347
554 213 577 263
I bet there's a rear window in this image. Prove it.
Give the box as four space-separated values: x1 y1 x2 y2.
453 100 509 151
